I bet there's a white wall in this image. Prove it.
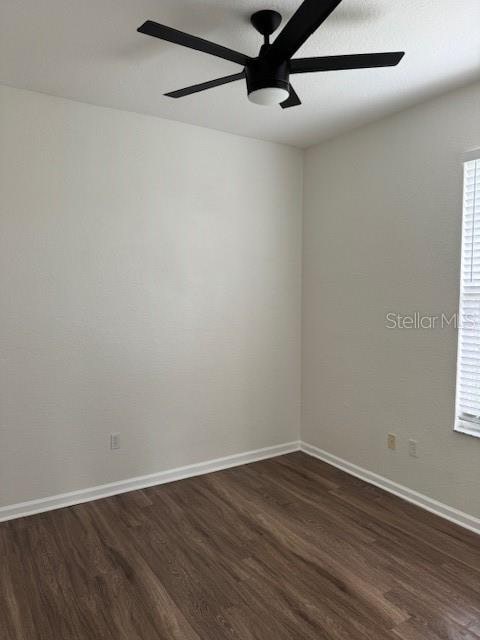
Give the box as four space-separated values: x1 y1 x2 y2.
0 85 303 507
303 81 480 517
3 78 480 519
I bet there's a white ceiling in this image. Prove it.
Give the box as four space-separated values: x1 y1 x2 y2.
1 0 479 147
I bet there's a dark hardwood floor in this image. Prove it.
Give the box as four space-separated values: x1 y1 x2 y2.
1 451 480 639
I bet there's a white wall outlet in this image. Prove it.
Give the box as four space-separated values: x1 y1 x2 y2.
110 432 121 450
387 433 397 450
408 439 418 458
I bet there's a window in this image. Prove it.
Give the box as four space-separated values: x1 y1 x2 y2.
455 154 480 437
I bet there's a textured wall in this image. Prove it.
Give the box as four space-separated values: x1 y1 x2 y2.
0 86 303 506
303 81 480 517
3 78 480 518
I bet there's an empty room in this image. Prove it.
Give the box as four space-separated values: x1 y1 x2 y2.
1 1 480 638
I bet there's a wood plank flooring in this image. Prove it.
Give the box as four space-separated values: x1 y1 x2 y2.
2 451 480 639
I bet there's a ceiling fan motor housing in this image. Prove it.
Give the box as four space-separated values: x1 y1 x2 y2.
245 55 290 98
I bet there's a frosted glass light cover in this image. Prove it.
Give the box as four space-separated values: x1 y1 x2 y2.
248 87 290 106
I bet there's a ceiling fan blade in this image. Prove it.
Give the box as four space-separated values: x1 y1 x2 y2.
267 0 343 63
281 85 302 109
291 52 405 73
137 21 251 66
165 72 245 98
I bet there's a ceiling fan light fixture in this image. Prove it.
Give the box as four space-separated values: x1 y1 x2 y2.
245 57 290 107
138 3 405 110
248 86 290 106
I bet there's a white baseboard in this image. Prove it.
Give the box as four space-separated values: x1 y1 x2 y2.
3 439 479 536
0 440 300 522
301 441 480 536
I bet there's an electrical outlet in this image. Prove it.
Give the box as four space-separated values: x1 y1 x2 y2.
408 439 418 458
110 433 121 450
387 433 397 450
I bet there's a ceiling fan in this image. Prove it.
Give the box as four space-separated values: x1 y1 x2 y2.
137 0 405 108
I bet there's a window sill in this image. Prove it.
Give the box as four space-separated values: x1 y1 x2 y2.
454 423 480 439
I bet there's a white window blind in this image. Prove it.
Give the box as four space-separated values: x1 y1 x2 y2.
455 157 480 436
